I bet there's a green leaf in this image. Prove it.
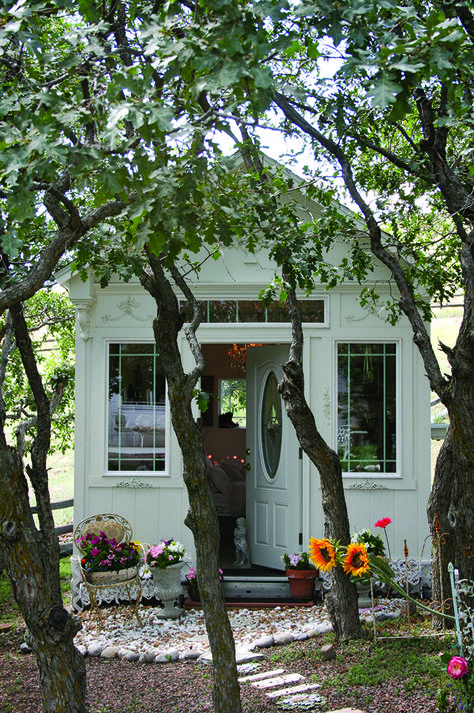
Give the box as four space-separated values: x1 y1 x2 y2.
367 72 401 108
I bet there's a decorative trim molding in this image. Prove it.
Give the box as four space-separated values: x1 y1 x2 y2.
346 479 388 490
75 299 96 341
101 296 155 324
114 477 154 489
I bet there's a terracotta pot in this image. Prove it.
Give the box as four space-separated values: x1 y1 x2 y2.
286 569 318 600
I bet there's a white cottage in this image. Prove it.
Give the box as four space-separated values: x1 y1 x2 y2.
60 164 431 587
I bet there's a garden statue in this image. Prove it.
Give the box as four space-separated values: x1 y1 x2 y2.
233 517 250 568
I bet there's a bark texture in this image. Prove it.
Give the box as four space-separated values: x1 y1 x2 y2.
0 434 86 712
279 288 363 640
0 305 87 712
427 430 456 625
140 253 242 713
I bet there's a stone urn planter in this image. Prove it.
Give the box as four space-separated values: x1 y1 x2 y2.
286 569 318 600
151 562 185 618
356 579 373 608
85 566 138 585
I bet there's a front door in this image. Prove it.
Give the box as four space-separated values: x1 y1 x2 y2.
246 345 301 570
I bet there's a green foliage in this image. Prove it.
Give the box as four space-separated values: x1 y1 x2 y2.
351 528 385 556
0 571 18 625
1 288 75 454
321 635 442 692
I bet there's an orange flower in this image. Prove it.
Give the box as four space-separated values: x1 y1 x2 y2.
342 542 370 577
308 537 337 572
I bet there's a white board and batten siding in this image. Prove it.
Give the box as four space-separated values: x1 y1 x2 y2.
62 239 431 566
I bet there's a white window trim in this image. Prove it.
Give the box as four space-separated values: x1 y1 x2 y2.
104 339 170 477
334 338 401 479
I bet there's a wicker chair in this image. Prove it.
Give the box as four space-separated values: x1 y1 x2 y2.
74 513 142 630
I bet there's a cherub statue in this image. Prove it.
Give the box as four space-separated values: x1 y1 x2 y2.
233 517 250 568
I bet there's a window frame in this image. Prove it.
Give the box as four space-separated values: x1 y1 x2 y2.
104 340 169 477
335 339 401 479
218 377 247 428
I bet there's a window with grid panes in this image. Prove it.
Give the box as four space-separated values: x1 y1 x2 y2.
337 343 397 474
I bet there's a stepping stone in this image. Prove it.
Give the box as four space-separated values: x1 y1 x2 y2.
252 673 304 689
276 692 326 710
278 693 327 709
239 668 285 683
267 683 321 699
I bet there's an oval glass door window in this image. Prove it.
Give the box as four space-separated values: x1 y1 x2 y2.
261 371 282 479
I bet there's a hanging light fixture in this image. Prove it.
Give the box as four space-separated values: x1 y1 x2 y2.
228 343 247 371
227 343 263 371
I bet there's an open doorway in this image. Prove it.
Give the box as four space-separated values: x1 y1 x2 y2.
200 343 299 578
201 344 248 570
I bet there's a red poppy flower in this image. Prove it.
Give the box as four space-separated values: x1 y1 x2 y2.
374 517 391 529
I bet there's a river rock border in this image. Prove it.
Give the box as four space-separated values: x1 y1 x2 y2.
72 603 402 665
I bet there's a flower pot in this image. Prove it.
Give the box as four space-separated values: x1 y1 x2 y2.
151 562 185 618
186 580 199 602
356 579 373 608
84 566 138 585
286 569 318 600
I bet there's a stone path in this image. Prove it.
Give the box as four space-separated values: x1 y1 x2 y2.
238 663 364 711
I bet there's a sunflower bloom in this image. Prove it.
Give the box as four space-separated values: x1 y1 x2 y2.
308 537 337 572
343 542 370 577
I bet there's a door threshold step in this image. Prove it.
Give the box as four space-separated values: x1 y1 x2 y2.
223 578 291 599
184 599 315 609
224 576 288 583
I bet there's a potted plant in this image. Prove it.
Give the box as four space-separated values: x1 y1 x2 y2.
351 528 385 557
144 538 186 618
77 530 142 584
145 538 186 570
350 529 386 604
282 552 318 600
185 566 224 603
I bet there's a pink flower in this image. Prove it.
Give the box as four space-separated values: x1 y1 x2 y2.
447 656 469 679
374 517 392 529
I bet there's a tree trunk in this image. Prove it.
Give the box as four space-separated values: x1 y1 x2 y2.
279 365 363 639
0 442 86 713
279 288 363 641
427 428 456 626
141 256 242 713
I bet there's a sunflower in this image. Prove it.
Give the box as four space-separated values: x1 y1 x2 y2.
342 542 370 577
308 537 337 572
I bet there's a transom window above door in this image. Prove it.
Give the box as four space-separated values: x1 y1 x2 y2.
179 299 325 323
337 343 397 474
107 343 166 473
